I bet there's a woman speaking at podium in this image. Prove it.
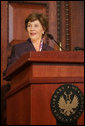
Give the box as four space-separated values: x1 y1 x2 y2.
7 13 54 67
2 13 54 125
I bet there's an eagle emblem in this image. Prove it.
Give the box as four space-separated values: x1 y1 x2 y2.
50 84 84 124
58 91 79 116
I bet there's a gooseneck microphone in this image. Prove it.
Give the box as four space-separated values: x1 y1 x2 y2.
47 33 64 51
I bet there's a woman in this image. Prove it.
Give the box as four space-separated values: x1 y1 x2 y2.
7 13 54 67
2 13 54 125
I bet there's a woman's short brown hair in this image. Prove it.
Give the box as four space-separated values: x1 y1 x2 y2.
25 13 48 34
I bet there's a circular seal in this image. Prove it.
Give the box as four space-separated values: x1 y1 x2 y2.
50 84 84 124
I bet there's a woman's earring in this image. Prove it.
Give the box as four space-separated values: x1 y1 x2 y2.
42 32 44 38
42 32 44 35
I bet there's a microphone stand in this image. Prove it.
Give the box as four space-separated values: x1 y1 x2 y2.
47 33 64 51
53 39 64 51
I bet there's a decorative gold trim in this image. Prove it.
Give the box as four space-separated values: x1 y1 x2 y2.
65 1 71 51
57 1 62 48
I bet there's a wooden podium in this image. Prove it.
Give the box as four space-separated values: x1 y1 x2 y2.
5 51 84 125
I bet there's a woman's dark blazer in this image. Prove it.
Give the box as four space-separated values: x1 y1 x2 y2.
7 38 54 67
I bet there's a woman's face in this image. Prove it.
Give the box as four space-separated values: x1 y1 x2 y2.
27 20 44 42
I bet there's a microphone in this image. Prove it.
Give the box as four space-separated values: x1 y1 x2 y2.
47 33 64 51
73 47 84 51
